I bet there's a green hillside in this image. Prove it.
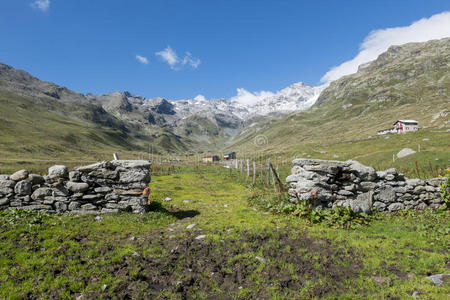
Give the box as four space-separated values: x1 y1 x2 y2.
225 38 450 166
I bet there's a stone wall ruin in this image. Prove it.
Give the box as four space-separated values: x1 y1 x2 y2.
286 158 445 213
0 160 151 214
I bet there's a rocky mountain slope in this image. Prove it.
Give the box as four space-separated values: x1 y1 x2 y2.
0 62 321 157
226 37 450 152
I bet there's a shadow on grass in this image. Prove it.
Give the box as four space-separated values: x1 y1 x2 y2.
148 201 200 220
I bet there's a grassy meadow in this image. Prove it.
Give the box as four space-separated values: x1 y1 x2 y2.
0 168 449 299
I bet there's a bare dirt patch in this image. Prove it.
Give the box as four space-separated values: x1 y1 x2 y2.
99 228 362 299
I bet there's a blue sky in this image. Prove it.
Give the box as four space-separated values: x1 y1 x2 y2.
1 1 450 100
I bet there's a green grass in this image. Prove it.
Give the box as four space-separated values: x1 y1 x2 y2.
1 168 448 298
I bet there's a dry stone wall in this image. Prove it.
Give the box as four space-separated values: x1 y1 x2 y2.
286 158 445 213
0 160 151 214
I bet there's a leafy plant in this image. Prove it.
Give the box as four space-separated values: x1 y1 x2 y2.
249 192 372 229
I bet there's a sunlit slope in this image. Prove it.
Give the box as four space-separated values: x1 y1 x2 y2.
226 38 450 153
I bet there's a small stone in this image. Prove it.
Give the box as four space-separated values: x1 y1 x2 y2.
94 187 112 193
426 274 450 286
162 197 172 202
183 200 191 203
388 202 405 212
95 216 103 221
81 203 97 210
373 201 386 211
371 276 391 286
10 170 29 181
102 284 108 291
195 235 206 240
66 182 90 193
69 171 82 182
255 256 266 262
68 202 81 210
186 224 196 229
129 236 136 241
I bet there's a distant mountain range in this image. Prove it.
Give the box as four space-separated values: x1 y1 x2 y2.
0 37 448 158
0 61 323 155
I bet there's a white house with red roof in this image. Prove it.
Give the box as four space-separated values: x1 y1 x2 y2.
378 120 418 135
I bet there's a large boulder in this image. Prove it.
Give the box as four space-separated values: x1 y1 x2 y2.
10 170 29 181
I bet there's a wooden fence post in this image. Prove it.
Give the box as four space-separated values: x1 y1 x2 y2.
252 161 256 185
246 159 250 180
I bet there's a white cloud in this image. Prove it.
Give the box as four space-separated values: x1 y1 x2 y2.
31 0 50 12
321 11 450 83
182 52 201 68
135 54 149 65
155 46 200 70
194 94 206 101
229 88 275 106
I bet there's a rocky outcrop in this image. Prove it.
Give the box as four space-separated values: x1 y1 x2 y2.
0 160 151 214
287 158 445 213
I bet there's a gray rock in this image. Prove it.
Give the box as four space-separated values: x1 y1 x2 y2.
66 182 90 193
376 171 387 179
119 169 150 183
0 175 9 181
338 190 354 196
0 180 15 195
376 186 396 203
425 274 450 287
14 180 32 195
81 203 97 210
425 185 436 192
54 202 68 212
75 161 112 173
396 148 416 158
31 187 53 200
388 202 405 212
350 191 373 214
94 187 112 193
406 179 424 186
110 160 151 169
373 201 386 211
69 171 82 182
68 202 81 211
346 160 377 181
88 168 118 179
386 168 398 175
82 194 101 201
28 174 44 185
105 193 119 201
10 170 29 181
360 181 377 192
385 174 396 181
0 198 10 206
393 186 407 194
47 165 68 181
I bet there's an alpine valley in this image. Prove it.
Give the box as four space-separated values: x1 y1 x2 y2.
0 38 449 160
